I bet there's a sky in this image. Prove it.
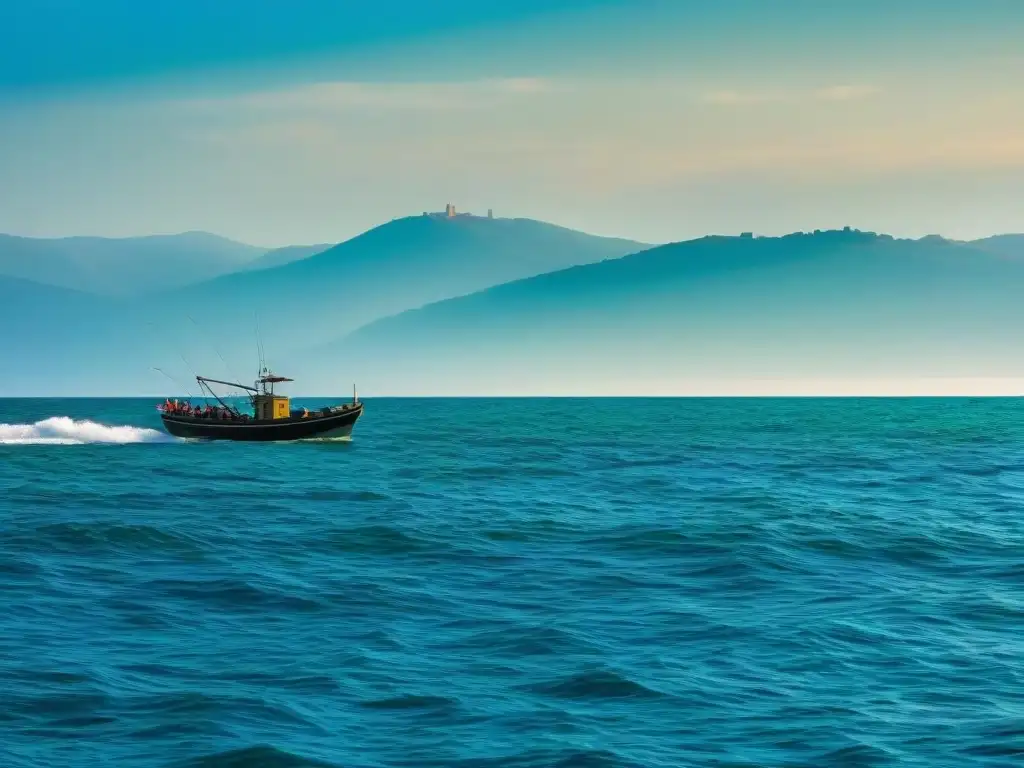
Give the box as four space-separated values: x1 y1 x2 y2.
1 0 1022 248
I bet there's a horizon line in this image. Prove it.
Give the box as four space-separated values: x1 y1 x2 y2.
3 394 1021 400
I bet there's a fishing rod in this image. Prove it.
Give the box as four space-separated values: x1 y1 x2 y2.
186 314 240 384
146 320 205 403
186 313 248 411
151 367 197 401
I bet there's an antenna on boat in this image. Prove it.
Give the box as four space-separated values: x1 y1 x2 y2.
353 383 358 404
254 311 266 383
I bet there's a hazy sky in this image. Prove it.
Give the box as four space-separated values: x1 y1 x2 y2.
1 0 1022 247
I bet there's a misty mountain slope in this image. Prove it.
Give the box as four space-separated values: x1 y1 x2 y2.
0 231 266 296
143 214 650 358
968 234 1024 259
0 215 648 394
305 230 1024 394
0 275 107 335
239 243 334 272
0 274 207 395
0 277 141 394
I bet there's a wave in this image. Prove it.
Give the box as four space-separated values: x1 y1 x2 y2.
0 416 175 445
524 668 670 701
183 745 340 767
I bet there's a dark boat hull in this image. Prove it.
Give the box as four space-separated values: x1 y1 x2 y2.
161 404 363 441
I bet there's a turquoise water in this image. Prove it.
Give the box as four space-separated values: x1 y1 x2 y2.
1 397 1022 767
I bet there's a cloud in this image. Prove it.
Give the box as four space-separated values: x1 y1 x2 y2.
702 84 880 106
815 84 881 101
183 72 1022 194
186 76 875 118
181 77 557 113
200 119 340 148
500 77 551 93
506 125 1024 195
701 89 788 105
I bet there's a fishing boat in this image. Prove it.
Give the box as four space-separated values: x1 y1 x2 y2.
157 369 363 441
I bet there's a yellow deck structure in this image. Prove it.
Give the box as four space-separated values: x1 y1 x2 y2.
253 394 290 421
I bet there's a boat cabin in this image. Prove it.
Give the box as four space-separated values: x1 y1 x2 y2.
253 374 293 421
254 394 290 420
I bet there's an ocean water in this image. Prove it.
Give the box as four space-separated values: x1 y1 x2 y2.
1 397 1022 768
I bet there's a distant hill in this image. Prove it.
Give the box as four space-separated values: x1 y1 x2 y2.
0 231 266 296
239 243 334 272
307 230 1024 395
10 222 1024 396
0 275 107 343
142 214 650 365
0 276 140 395
968 234 1024 259
0 214 649 394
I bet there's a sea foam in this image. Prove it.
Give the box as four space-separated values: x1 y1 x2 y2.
0 416 175 445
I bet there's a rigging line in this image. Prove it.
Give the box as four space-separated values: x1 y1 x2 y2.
255 311 266 375
197 377 244 416
253 311 260 380
152 367 196 400
178 352 198 383
145 320 202 399
174 351 206 404
185 313 241 388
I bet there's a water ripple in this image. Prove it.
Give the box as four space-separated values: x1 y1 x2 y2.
1 397 1023 767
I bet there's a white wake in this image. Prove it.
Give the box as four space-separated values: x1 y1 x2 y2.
0 416 176 445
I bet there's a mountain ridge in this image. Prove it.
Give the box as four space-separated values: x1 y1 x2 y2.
5 219 1024 396
140 213 652 358
0 230 265 296
0 213 652 394
966 233 1024 259
298 228 1024 395
0 231 344 296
